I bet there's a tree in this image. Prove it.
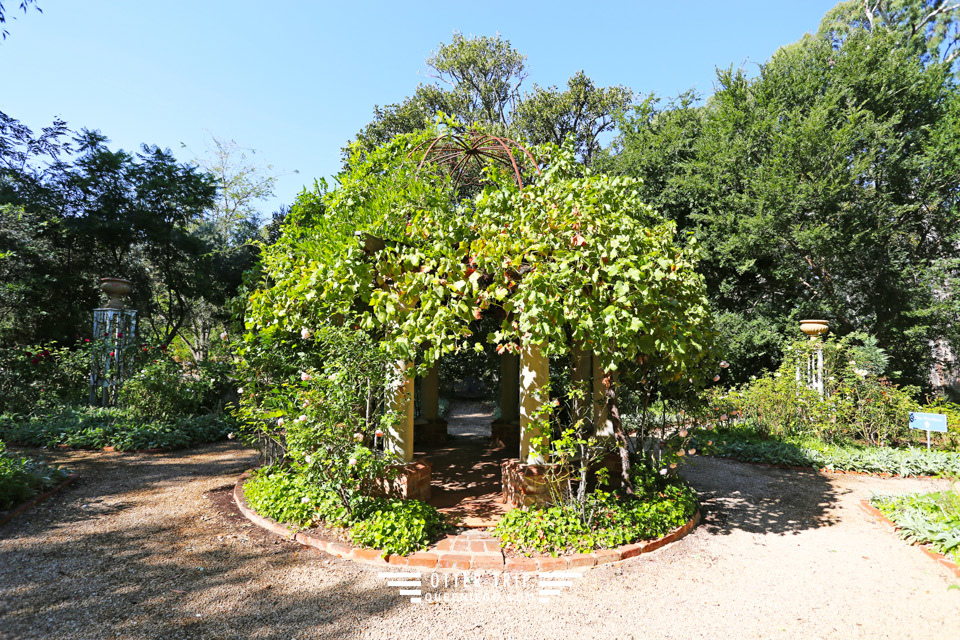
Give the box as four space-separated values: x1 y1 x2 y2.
348 34 633 166
0 0 39 39
604 25 960 389
514 71 633 165
820 0 960 69
0 112 225 349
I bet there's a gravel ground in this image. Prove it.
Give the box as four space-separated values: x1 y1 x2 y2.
1 442 958 640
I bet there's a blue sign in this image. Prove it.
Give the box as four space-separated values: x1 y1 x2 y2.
909 412 948 433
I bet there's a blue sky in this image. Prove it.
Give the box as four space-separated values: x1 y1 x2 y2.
1 1 838 215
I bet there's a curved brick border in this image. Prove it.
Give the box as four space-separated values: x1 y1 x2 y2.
859 498 960 579
0 473 79 528
233 473 700 572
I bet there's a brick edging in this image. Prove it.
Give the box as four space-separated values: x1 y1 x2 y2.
859 498 960 579
0 473 79 528
233 473 700 572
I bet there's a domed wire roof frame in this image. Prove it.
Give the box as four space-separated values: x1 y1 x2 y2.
408 131 541 189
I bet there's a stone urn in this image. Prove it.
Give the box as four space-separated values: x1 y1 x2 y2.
799 319 829 339
100 277 132 310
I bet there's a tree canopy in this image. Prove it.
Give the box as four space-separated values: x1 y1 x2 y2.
600 13 960 388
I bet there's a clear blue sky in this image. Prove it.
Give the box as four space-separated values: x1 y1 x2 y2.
1 1 839 215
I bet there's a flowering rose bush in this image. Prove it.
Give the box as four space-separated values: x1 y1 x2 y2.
0 341 93 414
717 334 920 445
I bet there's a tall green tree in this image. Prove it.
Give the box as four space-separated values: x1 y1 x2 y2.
603 25 960 389
348 33 632 166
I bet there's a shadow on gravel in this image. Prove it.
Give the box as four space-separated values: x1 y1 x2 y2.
0 500 401 639
0 443 257 538
681 457 845 536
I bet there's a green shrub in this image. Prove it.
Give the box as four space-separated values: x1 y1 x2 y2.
243 467 445 555
872 490 960 564
0 407 234 451
723 334 920 445
243 467 347 527
495 477 698 556
0 342 93 414
0 441 71 510
349 497 446 556
120 356 230 421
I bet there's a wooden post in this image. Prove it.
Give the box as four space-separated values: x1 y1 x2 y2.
387 360 415 462
520 342 549 464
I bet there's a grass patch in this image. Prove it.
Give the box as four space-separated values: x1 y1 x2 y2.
0 441 71 510
494 473 698 556
0 406 235 451
871 490 960 565
243 467 446 556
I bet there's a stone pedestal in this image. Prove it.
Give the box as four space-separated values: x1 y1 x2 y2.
501 459 555 508
382 460 432 501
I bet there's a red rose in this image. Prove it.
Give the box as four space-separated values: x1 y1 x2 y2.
42 350 50 356
109 351 115 357
31 358 39 365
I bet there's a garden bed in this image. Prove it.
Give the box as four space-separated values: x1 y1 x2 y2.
699 432 960 478
0 407 235 452
233 473 700 572
860 497 960 579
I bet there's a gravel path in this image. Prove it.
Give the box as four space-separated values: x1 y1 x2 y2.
1 443 958 639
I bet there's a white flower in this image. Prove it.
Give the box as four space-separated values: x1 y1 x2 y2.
227 432 235 440
304 454 313 464
659 468 668 476
348 458 357 466
301 327 312 340
220 331 228 340
237 387 244 395
300 372 312 381
719 361 729 369
854 368 868 378
297 414 307 423
277 417 285 426
301 496 310 504
353 432 363 441
302 399 310 408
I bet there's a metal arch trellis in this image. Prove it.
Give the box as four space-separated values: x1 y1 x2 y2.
408 131 541 189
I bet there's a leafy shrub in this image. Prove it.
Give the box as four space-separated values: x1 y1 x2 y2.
872 490 960 564
495 475 698 555
243 467 445 555
235 326 402 511
120 355 230 420
0 441 71 510
243 467 347 527
0 407 234 451
349 497 446 555
0 342 93 414
724 334 920 445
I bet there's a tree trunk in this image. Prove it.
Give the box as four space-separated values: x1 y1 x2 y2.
604 376 634 494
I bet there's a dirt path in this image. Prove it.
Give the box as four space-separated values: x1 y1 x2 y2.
1 443 958 639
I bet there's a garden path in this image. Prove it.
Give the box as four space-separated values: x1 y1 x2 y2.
420 400 510 527
1 443 958 639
